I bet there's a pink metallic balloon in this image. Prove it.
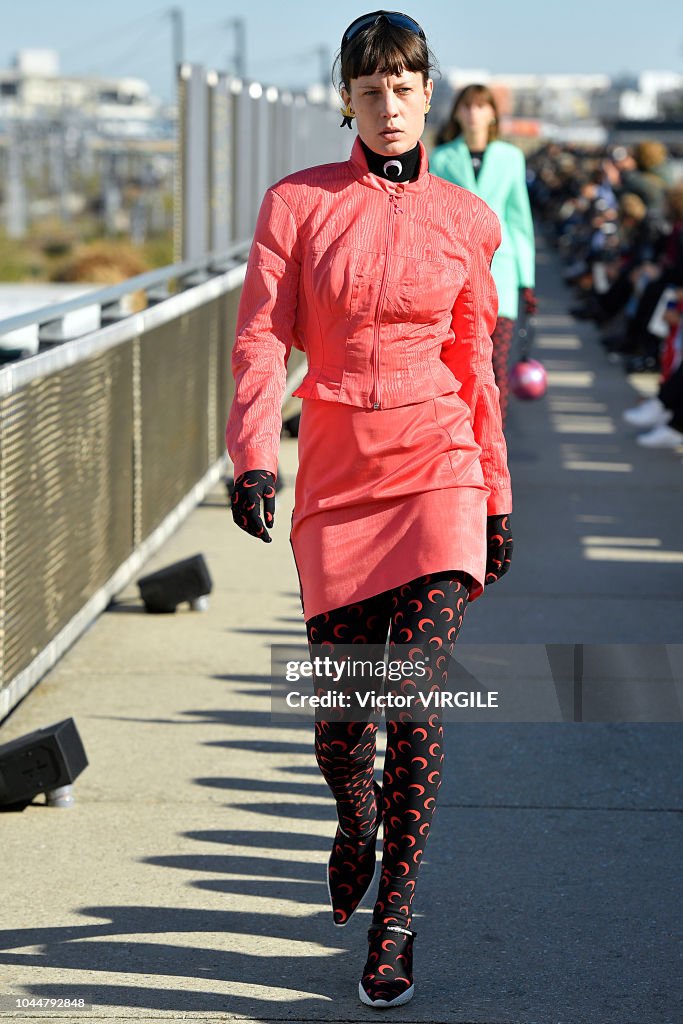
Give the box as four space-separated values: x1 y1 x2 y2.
508 358 547 400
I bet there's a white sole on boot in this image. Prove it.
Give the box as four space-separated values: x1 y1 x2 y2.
358 981 415 1007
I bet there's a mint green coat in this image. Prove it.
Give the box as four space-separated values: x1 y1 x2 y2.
429 138 535 319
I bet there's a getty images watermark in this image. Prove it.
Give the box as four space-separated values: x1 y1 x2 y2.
269 643 683 722
279 648 497 715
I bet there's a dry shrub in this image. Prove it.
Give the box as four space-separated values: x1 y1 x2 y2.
51 241 150 311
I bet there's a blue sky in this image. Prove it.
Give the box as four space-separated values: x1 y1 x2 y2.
2 0 681 101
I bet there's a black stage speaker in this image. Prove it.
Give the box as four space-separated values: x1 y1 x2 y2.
137 553 213 613
0 718 88 808
282 414 301 438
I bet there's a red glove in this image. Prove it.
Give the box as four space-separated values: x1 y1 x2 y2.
521 287 538 317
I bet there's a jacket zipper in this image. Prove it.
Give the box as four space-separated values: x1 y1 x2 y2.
370 192 400 409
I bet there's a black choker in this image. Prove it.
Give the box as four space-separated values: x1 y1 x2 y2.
360 139 421 182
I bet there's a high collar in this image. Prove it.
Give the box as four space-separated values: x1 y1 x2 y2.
348 135 431 193
359 138 421 182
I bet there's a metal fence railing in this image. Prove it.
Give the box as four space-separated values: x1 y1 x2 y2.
0 251 235 718
0 68 347 720
176 66 350 262
0 245 308 721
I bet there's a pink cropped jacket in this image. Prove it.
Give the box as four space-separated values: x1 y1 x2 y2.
226 136 512 515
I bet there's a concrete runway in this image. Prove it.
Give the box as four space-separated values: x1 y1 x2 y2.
1 242 681 1023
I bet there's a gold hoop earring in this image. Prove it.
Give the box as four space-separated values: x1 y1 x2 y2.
339 101 355 130
424 102 431 114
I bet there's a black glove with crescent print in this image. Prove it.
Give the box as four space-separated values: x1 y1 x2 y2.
231 469 276 543
484 513 514 586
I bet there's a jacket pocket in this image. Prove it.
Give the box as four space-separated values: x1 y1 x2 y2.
431 395 486 487
383 255 417 322
308 246 359 321
408 257 466 325
351 254 464 327
349 251 394 322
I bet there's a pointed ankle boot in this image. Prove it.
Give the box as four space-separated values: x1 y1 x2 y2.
358 922 417 1007
327 780 382 927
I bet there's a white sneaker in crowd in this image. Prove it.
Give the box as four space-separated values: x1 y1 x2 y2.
635 424 683 448
623 397 673 429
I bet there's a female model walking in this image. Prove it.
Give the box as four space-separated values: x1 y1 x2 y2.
226 11 514 1009
431 84 537 427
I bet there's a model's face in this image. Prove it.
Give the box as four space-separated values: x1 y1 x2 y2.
456 98 496 134
342 69 433 156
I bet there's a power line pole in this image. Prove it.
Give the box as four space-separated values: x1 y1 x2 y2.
317 45 331 89
169 7 184 91
6 122 27 239
226 18 246 79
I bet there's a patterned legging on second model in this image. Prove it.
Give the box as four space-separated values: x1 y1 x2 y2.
306 569 471 930
492 315 515 429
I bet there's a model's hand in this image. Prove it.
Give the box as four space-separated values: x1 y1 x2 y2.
231 469 276 543
484 514 513 586
521 287 538 317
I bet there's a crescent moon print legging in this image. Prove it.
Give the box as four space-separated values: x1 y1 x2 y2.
305 569 472 929
492 315 515 429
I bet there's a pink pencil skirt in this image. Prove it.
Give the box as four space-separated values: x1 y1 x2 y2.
289 394 491 622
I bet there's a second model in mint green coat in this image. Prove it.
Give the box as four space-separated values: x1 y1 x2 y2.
429 137 535 319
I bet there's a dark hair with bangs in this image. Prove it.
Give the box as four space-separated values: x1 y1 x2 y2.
332 16 437 91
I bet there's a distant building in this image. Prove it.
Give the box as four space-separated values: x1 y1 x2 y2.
0 49 173 137
445 70 611 123
594 71 683 123
14 49 60 78
0 50 175 241
441 68 683 123
429 68 683 146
